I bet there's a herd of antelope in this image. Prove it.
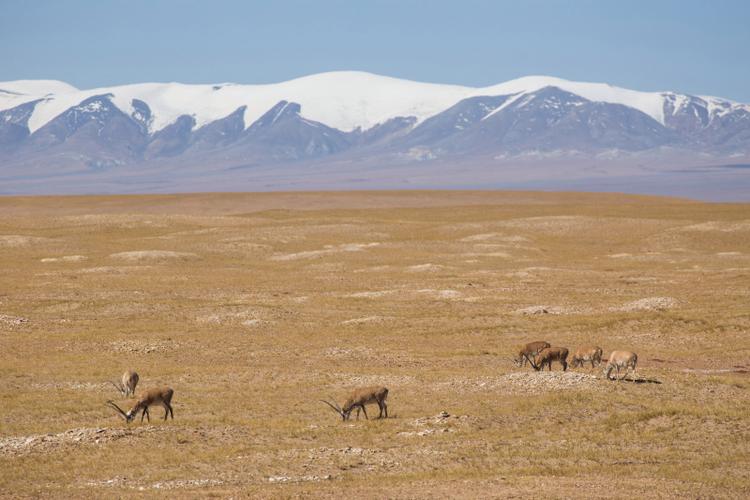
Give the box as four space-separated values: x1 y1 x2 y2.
512 340 639 381
106 343 638 425
105 369 389 425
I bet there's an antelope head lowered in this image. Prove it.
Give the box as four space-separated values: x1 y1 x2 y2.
107 387 174 424
110 370 139 397
604 351 638 381
512 341 551 368
532 346 569 371
321 386 389 421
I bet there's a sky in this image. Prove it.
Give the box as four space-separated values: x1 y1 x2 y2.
1 0 749 101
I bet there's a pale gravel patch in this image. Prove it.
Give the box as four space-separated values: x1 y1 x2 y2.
267 475 332 483
460 233 530 243
241 319 266 327
109 250 198 262
346 290 397 298
407 263 444 272
196 310 263 325
353 265 392 273
678 220 750 232
82 477 225 490
109 340 180 354
78 266 153 274
0 427 160 457
270 242 380 261
613 297 677 312
40 255 88 263
29 381 109 391
462 251 512 258
341 316 392 325
435 372 600 395
415 289 462 299
0 235 56 247
514 305 586 315
0 314 28 326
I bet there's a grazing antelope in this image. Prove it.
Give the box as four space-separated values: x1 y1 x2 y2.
110 370 139 397
321 386 388 421
107 387 174 423
570 346 604 369
513 341 551 367
604 351 638 381
532 346 569 371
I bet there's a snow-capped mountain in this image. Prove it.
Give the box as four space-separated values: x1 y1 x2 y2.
1 71 748 196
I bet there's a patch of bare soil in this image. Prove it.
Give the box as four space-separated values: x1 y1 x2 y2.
29 381 109 391
269 242 380 261
0 313 28 326
0 234 56 247
196 309 264 325
109 340 181 354
398 411 473 437
340 316 393 326
82 477 226 490
267 474 332 484
78 265 153 274
460 233 530 243
514 305 585 315
614 297 677 312
345 290 398 298
678 220 750 232
499 371 600 393
109 250 199 262
0 427 160 457
436 372 600 395
40 255 88 263
407 263 444 272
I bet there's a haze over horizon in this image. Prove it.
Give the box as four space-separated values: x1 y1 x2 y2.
2 0 749 102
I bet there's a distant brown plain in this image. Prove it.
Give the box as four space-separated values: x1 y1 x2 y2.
0 191 748 498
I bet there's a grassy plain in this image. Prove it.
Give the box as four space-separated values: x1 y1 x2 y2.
0 191 748 498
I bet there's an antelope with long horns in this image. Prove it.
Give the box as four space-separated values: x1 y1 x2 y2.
532 346 569 371
321 386 388 421
107 387 174 423
110 370 139 397
512 341 551 368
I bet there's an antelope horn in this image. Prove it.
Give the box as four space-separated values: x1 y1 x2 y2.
523 353 539 370
109 381 125 395
320 400 344 418
106 400 129 421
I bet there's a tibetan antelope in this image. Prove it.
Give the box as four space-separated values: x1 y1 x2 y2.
107 387 174 423
604 351 638 381
570 346 603 369
532 346 569 371
513 341 551 368
321 386 388 421
110 370 139 397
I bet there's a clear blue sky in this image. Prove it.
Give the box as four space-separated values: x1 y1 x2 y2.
1 0 749 101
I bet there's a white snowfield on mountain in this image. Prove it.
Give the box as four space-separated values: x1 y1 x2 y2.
0 71 747 135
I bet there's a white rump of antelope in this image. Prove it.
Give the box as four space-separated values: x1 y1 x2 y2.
107 387 174 423
604 351 638 381
321 386 388 421
570 346 603 369
110 370 139 396
512 341 550 367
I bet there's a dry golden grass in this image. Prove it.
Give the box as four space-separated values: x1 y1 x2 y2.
0 190 748 498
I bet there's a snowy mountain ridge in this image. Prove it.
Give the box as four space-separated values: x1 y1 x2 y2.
3 71 747 135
